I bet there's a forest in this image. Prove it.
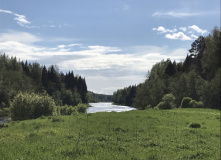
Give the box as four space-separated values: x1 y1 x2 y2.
87 91 113 102
0 54 89 108
113 27 220 110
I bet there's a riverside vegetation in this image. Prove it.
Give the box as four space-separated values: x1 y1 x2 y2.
113 27 220 110
0 108 220 159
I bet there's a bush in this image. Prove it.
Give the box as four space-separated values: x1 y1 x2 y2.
155 93 176 109
156 102 167 109
190 100 198 108
54 105 78 115
10 92 55 120
0 108 10 117
180 97 204 108
197 101 204 108
145 104 152 110
76 103 88 113
180 97 192 108
54 103 89 115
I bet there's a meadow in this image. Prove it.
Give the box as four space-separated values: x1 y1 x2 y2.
0 108 220 160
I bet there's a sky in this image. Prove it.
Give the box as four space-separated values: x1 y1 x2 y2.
0 0 220 94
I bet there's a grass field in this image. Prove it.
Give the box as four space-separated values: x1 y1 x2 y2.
0 108 220 160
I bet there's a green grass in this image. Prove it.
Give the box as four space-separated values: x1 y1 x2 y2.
0 108 220 160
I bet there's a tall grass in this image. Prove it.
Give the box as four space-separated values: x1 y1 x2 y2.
0 108 220 159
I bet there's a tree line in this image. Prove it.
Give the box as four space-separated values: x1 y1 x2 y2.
87 91 113 102
0 54 88 108
113 27 220 110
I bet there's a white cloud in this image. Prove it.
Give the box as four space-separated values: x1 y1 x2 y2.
153 25 207 41
152 26 177 33
0 9 32 27
152 11 199 18
42 23 72 28
152 11 219 18
14 13 31 26
179 27 187 32
0 9 72 29
165 32 192 40
191 34 198 39
188 25 207 34
0 31 188 94
88 45 121 53
0 31 41 44
0 9 13 14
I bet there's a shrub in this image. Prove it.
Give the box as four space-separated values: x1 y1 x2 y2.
155 93 176 109
197 101 204 108
54 105 78 115
145 104 152 110
153 106 159 110
76 103 88 113
190 100 198 108
54 103 89 115
181 97 204 108
10 92 55 120
0 108 10 117
180 97 192 108
156 102 167 109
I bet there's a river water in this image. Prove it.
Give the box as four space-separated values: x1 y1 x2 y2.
87 102 136 113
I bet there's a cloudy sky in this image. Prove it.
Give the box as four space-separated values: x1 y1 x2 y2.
0 0 220 94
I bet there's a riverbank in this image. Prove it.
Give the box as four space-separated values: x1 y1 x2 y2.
0 108 220 159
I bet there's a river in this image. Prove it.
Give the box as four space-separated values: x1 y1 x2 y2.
87 102 136 113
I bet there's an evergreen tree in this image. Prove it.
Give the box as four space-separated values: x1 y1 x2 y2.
41 66 49 89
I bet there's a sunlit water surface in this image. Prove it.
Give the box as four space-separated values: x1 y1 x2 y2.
87 102 136 113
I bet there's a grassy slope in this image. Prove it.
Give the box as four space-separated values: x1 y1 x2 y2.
0 108 220 160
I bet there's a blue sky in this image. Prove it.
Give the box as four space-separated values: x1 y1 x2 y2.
0 0 220 94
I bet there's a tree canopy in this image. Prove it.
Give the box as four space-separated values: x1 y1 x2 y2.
0 54 88 108
113 27 221 109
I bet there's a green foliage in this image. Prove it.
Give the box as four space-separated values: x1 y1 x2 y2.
113 85 136 107
113 27 221 110
54 105 77 115
197 101 204 108
146 104 152 109
190 100 204 108
201 27 221 80
61 90 82 106
0 53 89 108
180 97 192 108
0 107 10 117
87 91 112 102
76 103 89 113
181 97 204 108
54 103 89 115
155 93 176 109
189 100 198 108
10 92 56 120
